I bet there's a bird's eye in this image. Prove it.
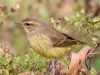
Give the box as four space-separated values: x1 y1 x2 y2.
25 23 31 27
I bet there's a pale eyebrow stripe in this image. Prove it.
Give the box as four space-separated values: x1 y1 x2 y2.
25 21 41 26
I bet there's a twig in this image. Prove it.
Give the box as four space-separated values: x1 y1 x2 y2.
62 13 93 32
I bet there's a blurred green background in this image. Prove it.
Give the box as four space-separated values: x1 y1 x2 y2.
0 0 100 74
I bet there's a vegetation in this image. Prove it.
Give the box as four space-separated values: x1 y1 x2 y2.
0 0 100 75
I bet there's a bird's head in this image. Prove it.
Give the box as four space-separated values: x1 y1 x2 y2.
15 17 47 33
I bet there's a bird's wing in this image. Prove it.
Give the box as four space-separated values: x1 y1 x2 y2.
55 33 86 47
42 26 86 47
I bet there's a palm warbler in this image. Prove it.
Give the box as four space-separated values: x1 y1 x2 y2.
15 17 86 59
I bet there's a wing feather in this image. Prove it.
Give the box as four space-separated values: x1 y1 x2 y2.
41 25 86 47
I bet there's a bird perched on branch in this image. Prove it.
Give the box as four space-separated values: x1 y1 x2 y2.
15 16 86 75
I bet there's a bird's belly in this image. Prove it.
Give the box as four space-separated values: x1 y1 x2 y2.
28 34 72 59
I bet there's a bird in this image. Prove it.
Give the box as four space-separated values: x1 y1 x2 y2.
15 16 86 75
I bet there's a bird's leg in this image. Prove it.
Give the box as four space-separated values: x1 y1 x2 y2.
45 60 52 75
51 59 56 75
45 59 57 75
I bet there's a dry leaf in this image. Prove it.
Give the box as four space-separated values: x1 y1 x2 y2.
18 72 32 75
67 46 92 75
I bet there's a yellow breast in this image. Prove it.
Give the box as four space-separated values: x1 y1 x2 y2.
27 34 72 59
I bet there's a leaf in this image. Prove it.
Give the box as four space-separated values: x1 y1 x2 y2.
68 46 92 75
18 72 32 75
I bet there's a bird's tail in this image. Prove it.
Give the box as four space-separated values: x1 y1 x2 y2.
76 40 87 45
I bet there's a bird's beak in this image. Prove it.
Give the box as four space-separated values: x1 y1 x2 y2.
14 22 23 25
